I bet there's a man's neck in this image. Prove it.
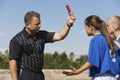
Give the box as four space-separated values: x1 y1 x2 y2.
25 28 35 37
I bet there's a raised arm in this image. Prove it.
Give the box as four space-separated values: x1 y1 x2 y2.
53 13 76 42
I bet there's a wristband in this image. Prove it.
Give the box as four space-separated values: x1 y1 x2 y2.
66 23 73 28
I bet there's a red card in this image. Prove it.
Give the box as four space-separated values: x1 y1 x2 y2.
66 5 71 15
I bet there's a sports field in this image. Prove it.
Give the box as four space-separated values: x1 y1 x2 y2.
0 69 90 80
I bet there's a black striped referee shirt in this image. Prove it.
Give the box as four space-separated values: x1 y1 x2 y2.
9 28 55 73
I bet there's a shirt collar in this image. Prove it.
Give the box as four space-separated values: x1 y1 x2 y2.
22 27 31 38
95 33 101 36
116 36 120 41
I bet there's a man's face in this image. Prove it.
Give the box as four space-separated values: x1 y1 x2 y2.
28 16 41 33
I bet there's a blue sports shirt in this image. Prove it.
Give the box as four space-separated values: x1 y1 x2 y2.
88 34 120 77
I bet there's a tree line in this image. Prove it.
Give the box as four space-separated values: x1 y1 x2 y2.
0 50 88 69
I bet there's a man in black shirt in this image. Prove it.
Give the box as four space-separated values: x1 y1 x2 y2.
9 11 76 80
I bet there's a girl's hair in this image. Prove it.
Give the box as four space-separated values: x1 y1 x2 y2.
85 15 115 54
108 15 120 31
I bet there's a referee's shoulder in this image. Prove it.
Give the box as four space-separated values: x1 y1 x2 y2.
12 30 23 38
10 30 23 43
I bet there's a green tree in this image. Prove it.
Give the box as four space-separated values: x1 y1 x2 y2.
43 51 88 69
69 52 74 61
75 55 88 68
43 53 53 69
53 51 59 59
60 51 67 61
0 50 9 69
0 52 3 63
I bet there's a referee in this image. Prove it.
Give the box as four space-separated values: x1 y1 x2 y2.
9 11 75 80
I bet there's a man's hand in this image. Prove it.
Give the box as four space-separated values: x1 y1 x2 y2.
66 13 76 27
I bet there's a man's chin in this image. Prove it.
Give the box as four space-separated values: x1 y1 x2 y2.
31 29 39 34
36 29 40 32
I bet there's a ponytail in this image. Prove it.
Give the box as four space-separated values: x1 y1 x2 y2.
100 21 115 54
85 15 115 54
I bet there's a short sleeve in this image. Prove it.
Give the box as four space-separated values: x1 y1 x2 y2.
45 32 55 43
36 30 55 43
9 37 22 60
87 39 100 68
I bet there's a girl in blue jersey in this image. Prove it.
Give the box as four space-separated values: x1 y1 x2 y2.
63 15 120 80
107 16 120 49
107 15 120 80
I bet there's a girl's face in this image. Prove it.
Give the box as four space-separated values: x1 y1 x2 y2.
107 19 116 39
85 25 93 36
114 29 120 39
107 19 115 34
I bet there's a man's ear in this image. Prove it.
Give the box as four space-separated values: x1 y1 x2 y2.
26 21 31 26
26 23 31 28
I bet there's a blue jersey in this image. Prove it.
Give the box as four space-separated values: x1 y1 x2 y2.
114 37 120 74
117 37 120 57
114 37 120 51
88 34 120 77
